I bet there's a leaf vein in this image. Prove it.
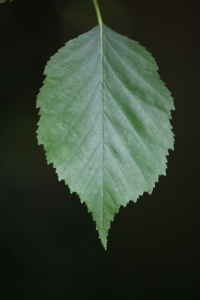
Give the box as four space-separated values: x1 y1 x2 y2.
104 33 169 105
40 56 100 138
104 79 160 165
60 111 101 175
104 114 149 186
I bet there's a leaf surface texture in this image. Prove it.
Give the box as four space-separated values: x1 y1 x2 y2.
37 25 174 248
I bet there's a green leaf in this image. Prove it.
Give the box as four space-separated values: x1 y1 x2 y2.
0 0 12 3
37 24 174 249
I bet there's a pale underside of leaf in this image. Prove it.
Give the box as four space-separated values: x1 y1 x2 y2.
37 24 174 248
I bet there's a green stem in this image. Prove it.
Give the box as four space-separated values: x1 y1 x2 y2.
92 0 103 26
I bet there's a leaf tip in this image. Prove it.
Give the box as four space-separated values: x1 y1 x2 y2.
101 238 107 250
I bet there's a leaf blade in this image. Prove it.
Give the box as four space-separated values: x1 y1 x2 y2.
0 0 13 3
37 25 174 248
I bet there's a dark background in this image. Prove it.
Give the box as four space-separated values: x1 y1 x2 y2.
0 0 199 299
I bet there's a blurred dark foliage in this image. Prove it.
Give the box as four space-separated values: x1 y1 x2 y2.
0 0 199 299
